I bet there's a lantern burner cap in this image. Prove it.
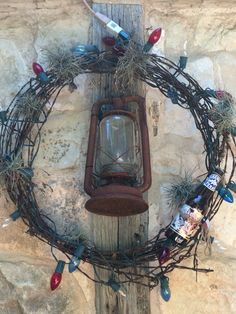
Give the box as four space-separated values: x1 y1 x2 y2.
85 185 148 216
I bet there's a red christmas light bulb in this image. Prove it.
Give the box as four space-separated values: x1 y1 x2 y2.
102 36 116 46
50 272 62 291
215 90 225 99
50 260 65 291
158 247 170 265
148 28 162 45
32 62 44 75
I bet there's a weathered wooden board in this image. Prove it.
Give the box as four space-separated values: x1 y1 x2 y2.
89 4 150 314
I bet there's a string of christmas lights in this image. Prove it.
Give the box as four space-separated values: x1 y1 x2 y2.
0 31 235 300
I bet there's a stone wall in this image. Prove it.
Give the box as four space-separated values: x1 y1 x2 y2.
0 0 235 313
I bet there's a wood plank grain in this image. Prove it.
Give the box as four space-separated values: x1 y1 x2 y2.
90 4 150 314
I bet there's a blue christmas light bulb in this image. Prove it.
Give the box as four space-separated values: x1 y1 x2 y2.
68 243 85 273
218 186 234 203
160 275 171 302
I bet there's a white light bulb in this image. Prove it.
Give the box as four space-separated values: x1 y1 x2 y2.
1 217 11 228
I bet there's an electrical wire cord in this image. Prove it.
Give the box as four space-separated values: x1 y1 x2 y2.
82 0 130 40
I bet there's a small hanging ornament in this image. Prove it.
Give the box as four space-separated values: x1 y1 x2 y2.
32 62 49 83
68 243 85 273
143 28 162 52
50 260 65 291
218 186 234 203
160 275 171 302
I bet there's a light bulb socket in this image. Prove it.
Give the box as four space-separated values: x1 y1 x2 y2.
143 42 153 53
205 88 216 97
74 243 85 258
162 238 174 248
68 259 79 273
179 56 188 70
118 30 129 41
167 87 178 104
160 275 169 289
10 209 21 221
108 278 121 292
55 260 65 273
38 72 49 83
228 181 236 192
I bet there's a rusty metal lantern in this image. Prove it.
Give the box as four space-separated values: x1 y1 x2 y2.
84 96 151 216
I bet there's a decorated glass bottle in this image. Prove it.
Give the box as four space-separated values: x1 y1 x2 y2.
165 169 224 245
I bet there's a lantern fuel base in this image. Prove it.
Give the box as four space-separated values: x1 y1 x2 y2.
84 96 151 216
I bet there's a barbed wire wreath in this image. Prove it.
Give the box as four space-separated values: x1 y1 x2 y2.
0 38 235 295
